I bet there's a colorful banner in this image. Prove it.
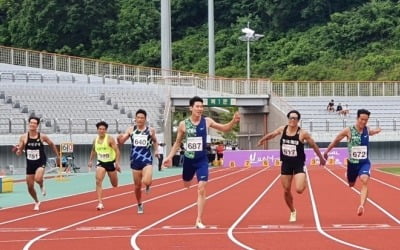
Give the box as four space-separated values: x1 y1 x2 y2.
222 148 348 168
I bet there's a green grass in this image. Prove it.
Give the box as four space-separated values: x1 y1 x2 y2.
378 167 400 176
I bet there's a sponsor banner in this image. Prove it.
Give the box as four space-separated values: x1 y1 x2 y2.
222 148 347 168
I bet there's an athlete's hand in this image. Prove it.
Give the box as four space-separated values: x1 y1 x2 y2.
162 157 172 168
232 112 240 123
323 151 329 160
88 160 93 172
117 134 125 146
115 163 121 173
319 156 326 166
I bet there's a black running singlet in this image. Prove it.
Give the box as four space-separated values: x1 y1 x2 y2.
280 126 305 163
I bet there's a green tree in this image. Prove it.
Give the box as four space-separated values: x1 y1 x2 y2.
110 0 159 62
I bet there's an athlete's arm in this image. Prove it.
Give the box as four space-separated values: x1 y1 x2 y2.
208 112 240 132
88 140 97 170
323 127 350 159
150 128 159 158
257 126 284 147
15 134 27 156
117 127 132 145
369 127 382 136
41 133 60 166
42 134 59 157
163 121 185 167
108 135 121 172
302 130 326 166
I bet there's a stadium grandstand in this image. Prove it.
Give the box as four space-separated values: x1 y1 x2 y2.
0 45 400 174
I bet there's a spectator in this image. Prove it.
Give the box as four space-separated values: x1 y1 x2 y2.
341 104 350 116
336 103 343 115
327 99 335 112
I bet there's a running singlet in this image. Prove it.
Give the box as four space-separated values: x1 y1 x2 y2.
184 117 207 159
280 126 305 163
95 134 116 162
130 125 153 162
25 132 47 167
348 126 369 164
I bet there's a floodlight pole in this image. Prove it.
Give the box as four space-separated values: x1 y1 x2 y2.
246 22 251 80
239 22 263 80
208 0 215 77
161 0 172 74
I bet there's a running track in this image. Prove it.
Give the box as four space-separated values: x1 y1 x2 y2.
0 165 398 250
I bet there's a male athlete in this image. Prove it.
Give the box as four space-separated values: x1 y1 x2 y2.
163 96 240 229
118 109 159 214
14 116 59 211
257 110 326 222
324 109 381 216
88 121 121 210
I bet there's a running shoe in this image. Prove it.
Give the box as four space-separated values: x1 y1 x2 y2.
96 203 104 211
195 221 206 229
33 202 40 211
137 203 144 214
289 209 297 222
357 205 364 216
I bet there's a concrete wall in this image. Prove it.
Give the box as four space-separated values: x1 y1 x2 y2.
265 103 287 149
237 106 268 150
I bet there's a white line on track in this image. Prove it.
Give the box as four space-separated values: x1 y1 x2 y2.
370 177 400 191
373 168 400 177
335 164 400 191
0 168 228 225
22 168 247 249
325 167 400 224
227 174 281 250
307 168 371 250
130 168 268 250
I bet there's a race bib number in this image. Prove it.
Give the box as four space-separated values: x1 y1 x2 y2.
185 137 203 152
133 134 147 147
351 146 367 160
282 144 297 157
98 153 110 161
27 149 40 160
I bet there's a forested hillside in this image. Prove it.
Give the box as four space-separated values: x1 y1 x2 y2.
1 0 400 80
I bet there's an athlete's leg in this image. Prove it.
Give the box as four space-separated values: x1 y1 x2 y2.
281 175 294 212
35 166 46 196
107 170 118 187
142 164 153 188
26 174 38 203
132 169 143 204
293 172 307 194
358 174 369 216
196 180 207 226
182 158 195 189
96 167 107 204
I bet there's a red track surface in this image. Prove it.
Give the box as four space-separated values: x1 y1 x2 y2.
0 165 398 250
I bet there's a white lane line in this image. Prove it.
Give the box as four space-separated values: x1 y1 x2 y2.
22 168 247 250
373 168 400 177
335 164 400 191
130 168 268 250
370 177 400 191
325 167 400 224
0 168 230 211
227 174 281 250
307 168 371 250
0 168 229 225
